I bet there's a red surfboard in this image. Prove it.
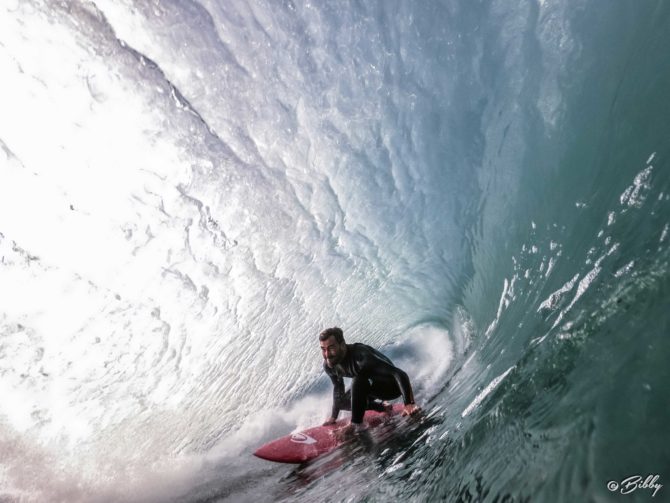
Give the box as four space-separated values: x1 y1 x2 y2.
253 404 405 464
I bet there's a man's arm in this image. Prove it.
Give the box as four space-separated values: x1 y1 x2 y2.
324 364 345 425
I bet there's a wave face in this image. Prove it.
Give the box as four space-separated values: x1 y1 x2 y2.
1 1 669 501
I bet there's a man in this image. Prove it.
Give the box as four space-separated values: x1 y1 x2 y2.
319 327 420 431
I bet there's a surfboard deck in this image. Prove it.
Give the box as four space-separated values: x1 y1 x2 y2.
253 404 405 464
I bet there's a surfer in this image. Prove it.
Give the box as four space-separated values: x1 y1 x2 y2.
319 327 420 433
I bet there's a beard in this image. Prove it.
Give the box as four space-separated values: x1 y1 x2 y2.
326 354 340 367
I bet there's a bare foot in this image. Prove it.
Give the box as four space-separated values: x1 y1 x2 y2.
332 423 355 441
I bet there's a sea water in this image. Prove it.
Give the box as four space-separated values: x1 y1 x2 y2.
0 1 668 502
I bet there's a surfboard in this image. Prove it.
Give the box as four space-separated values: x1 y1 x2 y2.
253 404 405 464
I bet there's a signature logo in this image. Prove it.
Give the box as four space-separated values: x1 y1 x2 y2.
290 433 317 445
607 475 663 497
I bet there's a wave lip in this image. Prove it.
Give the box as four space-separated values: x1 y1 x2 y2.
2 1 670 502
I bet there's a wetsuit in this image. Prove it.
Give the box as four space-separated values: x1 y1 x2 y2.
324 343 415 424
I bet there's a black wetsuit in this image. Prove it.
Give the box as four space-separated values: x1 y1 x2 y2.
324 343 415 424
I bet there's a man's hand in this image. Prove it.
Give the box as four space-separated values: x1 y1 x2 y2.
401 403 421 416
322 417 337 426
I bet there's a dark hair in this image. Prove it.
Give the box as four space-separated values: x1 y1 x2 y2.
319 327 344 344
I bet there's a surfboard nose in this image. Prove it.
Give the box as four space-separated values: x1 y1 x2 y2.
253 444 277 461
254 438 314 463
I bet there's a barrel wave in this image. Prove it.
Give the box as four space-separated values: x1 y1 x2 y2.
1 1 668 502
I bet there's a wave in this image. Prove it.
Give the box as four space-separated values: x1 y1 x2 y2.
1 0 668 501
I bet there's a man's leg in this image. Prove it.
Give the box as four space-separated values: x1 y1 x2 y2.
366 398 388 412
350 375 372 423
369 376 402 402
343 377 401 422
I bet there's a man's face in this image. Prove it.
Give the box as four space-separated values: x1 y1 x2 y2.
320 335 344 367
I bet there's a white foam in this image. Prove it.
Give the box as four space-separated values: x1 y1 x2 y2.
538 273 579 311
392 324 456 400
620 165 653 208
461 366 515 418
208 393 328 461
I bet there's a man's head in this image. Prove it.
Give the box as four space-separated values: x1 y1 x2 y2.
319 327 346 367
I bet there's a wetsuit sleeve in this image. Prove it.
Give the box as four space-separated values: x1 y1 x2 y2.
325 363 345 419
361 356 416 405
